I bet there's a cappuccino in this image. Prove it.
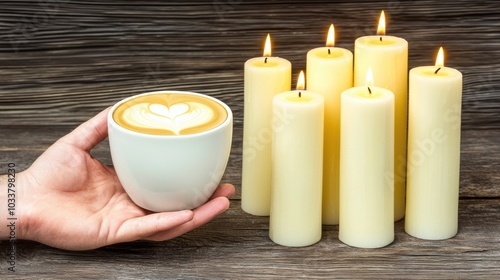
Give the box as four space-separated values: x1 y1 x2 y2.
113 93 227 135
108 90 233 211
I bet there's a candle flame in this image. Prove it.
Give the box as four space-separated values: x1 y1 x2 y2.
264 34 272 57
326 24 335 47
366 67 374 86
297 70 305 90
377 10 386 35
435 47 444 67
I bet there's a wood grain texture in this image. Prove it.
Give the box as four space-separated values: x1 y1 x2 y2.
0 199 499 279
0 1 499 278
0 0 499 129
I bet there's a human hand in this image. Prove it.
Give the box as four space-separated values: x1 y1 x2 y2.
1 107 235 250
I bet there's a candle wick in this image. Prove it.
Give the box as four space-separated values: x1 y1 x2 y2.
264 57 268 64
434 67 441 74
299 91 302 98
379 36 382 42
368 87 372 94
328 48 331 55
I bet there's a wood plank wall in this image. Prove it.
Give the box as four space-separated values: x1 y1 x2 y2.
0 0 499 130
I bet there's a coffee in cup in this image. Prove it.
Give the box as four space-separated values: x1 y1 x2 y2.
108 90 233 212
112 93 228 136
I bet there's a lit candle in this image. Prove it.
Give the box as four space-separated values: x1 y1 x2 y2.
354 11 408 221
405 47 463 240
269 71 324 247
339 68 395 248
242 34 292 216
306 24 353 225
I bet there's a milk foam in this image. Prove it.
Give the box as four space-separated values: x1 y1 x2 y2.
113 93 227 135
122 102 215 135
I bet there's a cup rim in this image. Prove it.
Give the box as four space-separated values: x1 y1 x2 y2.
108 90 233 138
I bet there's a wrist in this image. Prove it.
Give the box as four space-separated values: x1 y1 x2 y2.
0 174 14 240
0 170 32 241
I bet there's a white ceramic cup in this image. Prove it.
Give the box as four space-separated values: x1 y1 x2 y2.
108 90 233 212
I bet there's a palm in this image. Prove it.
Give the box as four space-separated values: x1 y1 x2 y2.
20 108 234 250
25 141 144 250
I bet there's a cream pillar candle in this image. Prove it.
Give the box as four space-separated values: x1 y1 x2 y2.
242 34 292 216
269 71 324 247
405 47 463 240
306 24 353 225
354 11 408 221
339 69 395 248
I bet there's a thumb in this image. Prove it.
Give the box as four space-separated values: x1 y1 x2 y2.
60 107 111 152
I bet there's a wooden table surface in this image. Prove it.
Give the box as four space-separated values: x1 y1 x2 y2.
1 0 499 278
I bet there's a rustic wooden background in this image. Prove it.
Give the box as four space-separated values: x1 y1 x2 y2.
1 0 499 278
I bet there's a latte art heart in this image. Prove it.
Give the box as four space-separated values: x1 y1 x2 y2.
113 93 227 136
124 102 214 135
150 103 189 119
